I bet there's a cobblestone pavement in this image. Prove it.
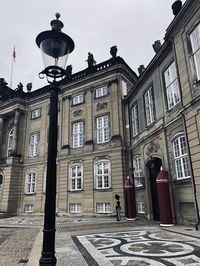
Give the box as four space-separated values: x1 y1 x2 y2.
0 227 39 266
1 215 200 266
72 228 200 266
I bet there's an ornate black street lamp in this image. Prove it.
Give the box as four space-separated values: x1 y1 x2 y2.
36 13 74 265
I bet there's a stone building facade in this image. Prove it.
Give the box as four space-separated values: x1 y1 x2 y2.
0 56 138 216
126 0 200 225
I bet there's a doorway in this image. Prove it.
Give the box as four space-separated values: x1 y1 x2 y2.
147 157 162 221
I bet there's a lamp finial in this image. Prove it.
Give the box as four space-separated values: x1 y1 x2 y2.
55 13 60 20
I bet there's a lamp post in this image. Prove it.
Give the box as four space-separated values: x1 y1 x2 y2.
36 13 74 265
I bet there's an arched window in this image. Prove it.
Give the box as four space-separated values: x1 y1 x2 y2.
69 164 83 191
95 160 111 189
172 135 191 179
133 156 143 187
7 128 14 156
26 171 36 194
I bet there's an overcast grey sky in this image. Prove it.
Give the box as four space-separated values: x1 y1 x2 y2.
0 0 185 91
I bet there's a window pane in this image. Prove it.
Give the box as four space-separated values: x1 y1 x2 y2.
173 136 191 179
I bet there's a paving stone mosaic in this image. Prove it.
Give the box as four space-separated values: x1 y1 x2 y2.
74 229 200 266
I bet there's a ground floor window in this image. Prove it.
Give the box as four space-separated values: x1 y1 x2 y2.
96 202 111 213
137 201 145 214
69 203 82 213
24 204 33 213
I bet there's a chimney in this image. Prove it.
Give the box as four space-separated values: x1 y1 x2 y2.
152 40 161 53
138 65 146 76
172 1 182 16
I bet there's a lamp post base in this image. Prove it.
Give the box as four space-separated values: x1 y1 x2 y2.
39 254 57 266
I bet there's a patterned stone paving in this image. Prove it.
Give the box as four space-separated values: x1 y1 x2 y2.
74 230 200 265
0 228 39 266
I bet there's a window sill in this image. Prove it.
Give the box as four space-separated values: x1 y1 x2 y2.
173 177 191 185
135 185 145 190
95 188 112 192
166 102 181 114
25 193 36 196
94 94 109 100
71 101 85 107
68 190 83 193
145 120 156 129
31 116 41 120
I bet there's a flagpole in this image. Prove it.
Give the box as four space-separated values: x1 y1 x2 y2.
9 46 16 89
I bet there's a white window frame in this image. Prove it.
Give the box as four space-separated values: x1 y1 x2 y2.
72 122 84 148
69 164 83 191
43 167 47 193
31 108 41 119
96 202 111 213
133 156 143 187
7 127 14 156
96 115 109 144
69 203 82 213
72 93 84 105
26 171 36 194
131 104 139 137
95 160 111 189
164 61 180 109
189 23 200 81
95 86 108 98
29 132 40 157
172 135 191 180
24 204 34 213
137 202 145 214
144 87 155 126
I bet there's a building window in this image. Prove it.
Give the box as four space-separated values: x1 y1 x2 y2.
95 160 111 189
26 172 36 194
131 104 139 137
164 61 180 109
72 93 84 105
137 202 145 214
95 86 108 98
31 108 41 119
133 156 143 187
96 203 111 213
96 115 109 144
0 174 3 191
172 135 191 179
189 23 200 81
69 165 83 191
72 122 84 148
24 204 34 213
29 132 40 157
144 87 155 126
69 203 82 213
7 128 14 156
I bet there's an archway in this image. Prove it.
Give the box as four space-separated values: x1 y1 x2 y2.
147 157 162 221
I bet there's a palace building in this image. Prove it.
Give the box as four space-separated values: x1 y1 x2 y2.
0 0 200 226
0 55 137 216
